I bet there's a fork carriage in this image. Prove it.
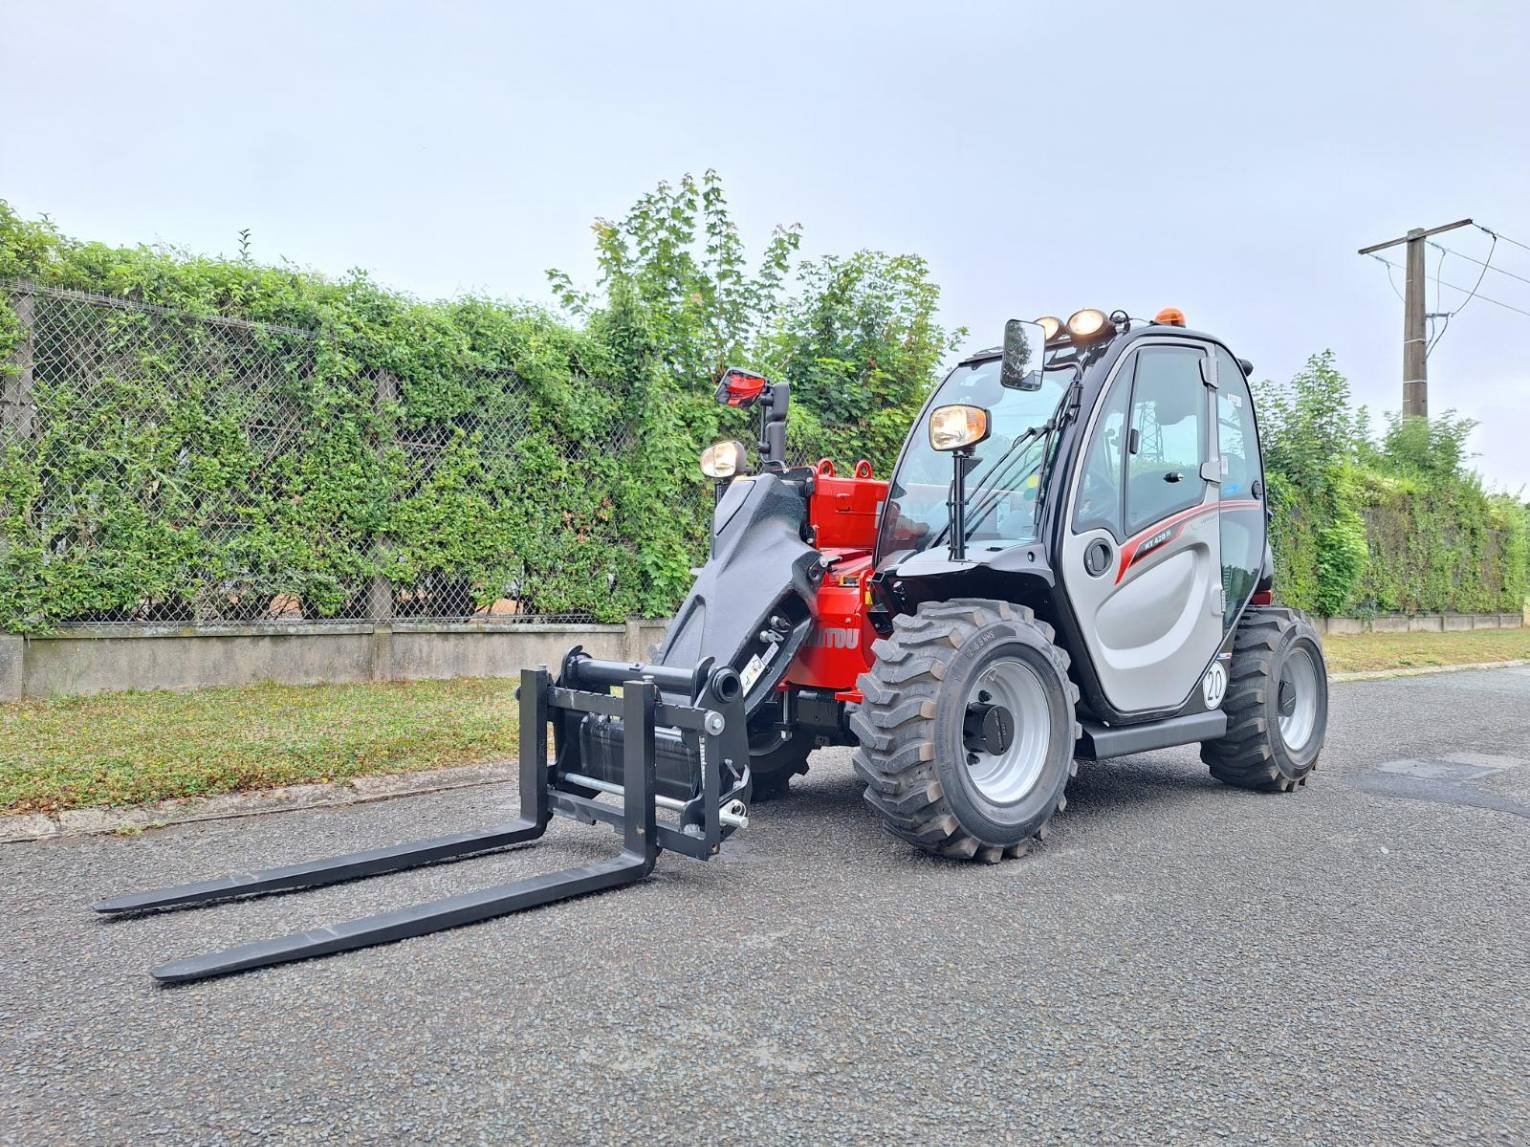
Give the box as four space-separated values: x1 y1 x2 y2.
95 656 750 983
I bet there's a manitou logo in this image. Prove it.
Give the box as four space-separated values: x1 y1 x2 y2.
812 626 860 650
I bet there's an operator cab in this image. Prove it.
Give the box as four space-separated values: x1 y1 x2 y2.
875 307 1272 728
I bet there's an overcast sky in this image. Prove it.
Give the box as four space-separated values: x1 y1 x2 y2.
4 0 1528 489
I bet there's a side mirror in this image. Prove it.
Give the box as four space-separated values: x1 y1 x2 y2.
1000 319 1046 390
715 367 769 409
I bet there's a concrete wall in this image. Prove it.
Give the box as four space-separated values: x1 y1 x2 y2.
2 620 672 701
0 610 1521 701
1316 613 1523 637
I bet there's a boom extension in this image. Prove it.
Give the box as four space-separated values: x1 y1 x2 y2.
94 661 750 983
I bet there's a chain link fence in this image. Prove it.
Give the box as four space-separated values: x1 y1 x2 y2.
0 283 698 632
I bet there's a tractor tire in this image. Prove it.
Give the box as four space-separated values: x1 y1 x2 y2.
851 598 1080 863
746 723 813 802
1201 606 1328 792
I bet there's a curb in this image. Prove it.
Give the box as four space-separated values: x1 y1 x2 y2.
0 762 515 845
1331 659 1529 682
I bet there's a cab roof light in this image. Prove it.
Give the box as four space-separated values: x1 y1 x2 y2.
1154 306 1187 327
1065 308 1112 343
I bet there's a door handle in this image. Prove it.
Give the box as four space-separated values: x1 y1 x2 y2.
1164 471 1184 484
1083 538 1113 577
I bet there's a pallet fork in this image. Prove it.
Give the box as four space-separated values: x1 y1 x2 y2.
95 658 751 983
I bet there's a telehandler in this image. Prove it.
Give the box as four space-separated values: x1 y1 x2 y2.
98 307 1328 981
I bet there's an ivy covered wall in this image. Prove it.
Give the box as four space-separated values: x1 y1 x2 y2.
0 177 961 632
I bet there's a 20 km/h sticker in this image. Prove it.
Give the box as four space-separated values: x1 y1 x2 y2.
1202 661 1228 709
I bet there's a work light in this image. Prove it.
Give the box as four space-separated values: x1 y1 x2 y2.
1066 308 1112 342
700 440 749 479
1035 315 1064 342
929 405 991 452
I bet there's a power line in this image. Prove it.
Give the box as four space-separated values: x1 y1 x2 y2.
1430 241 1530 288
1479 223 1530 255
1426 245 1450 356
1423 232 1498 356
1372 255 1530 319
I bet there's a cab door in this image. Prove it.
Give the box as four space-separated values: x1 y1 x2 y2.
1212 347 1268 632
1060 342 1224 714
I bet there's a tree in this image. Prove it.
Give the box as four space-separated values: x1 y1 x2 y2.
547 169 801 389
761 251 965 467
550 173 964 472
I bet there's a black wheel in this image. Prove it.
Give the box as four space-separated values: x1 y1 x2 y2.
851 598 1080 863
1201 606 1328 792
746 722 813 802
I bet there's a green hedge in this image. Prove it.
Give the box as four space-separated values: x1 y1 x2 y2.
3 198 1523 634
0 182 958 633
0 210 714 630
1259 352 1528 617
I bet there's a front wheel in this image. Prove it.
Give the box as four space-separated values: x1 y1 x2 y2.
1201 607 1329 791
851 599 1080 862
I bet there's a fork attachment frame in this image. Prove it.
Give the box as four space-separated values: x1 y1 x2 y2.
94 662 747 984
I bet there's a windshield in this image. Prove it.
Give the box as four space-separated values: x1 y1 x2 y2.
878 358 1072 558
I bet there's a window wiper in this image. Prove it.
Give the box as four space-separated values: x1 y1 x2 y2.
944 382 1080 549
971 379 1086 542
957 427 1051 543
928 421 1050 550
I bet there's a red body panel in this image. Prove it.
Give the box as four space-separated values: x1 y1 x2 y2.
784 460 888 700
808 458 887 550
786 551 878 699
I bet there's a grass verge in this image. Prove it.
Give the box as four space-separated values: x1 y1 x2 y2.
0 679 519 815
1322 626 1530 673
3 628 1525 815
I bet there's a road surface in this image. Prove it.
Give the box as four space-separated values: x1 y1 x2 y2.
4 667 1528 1144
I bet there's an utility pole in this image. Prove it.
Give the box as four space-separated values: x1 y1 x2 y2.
1358 218 1472 419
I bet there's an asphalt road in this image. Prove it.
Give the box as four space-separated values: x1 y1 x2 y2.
4 668 1529 1145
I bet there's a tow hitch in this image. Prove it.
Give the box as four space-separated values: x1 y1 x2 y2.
95 657 750 983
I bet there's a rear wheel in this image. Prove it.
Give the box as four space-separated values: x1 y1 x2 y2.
746 722 813 802
1201 606 1328 791
851 599 1080 862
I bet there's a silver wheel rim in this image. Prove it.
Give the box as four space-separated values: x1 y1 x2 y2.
1277 647 1319 752
964 657 1052 805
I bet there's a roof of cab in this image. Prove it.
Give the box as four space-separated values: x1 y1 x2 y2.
956 322 1233 367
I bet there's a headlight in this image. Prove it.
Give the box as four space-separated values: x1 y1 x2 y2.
1035 315 1064 342
1066 308 1112 342
928 404 991 452
700 440 749 479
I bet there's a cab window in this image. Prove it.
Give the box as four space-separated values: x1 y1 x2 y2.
1215 347 1266 629
1125 346 1208 535
1214 348 1261 500
1072 359 1132 537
